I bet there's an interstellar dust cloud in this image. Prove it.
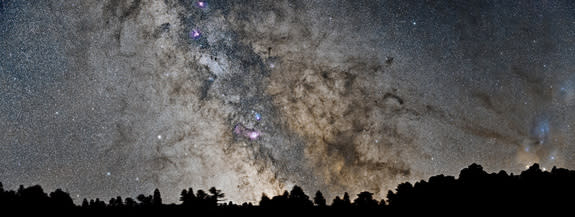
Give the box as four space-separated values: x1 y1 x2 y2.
2 0 575 203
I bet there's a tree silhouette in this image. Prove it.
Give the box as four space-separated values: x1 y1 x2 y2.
332 196 343 207
353 192 378 208
81 198 89 208
90 198 105 209
208 187 225 205
113 196 124 207
342 192 351 208
313 191 326 207
288 185 313 207
259 193 271 207
17 185 49 207
196 189 208 201
180 188 196 206
267 190 289 208
124 197 137 208
108 197 120 208
136 194 152 206
2 162 575 213
49 188 74 208
152 188 162 206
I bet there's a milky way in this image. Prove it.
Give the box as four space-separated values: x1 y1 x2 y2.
1 0 575 203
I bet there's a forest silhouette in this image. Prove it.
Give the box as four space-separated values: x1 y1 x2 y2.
1 163 574 214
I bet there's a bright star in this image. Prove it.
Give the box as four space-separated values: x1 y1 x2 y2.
190 29 201 40
248 131 260 140
196 1 206 8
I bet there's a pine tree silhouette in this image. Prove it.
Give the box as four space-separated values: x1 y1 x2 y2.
152 189 162 206
342 192 351 208
180 188 196 206
353 192 378 208
208 187 224 206
313 191 326 207
1 162 575 214
288 186 313 208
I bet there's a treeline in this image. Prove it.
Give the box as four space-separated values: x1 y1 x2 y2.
1 163 575 213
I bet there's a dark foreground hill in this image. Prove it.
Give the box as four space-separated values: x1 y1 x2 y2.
1 163 574 215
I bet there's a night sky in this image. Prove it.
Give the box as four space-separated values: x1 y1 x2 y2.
1 0 575 203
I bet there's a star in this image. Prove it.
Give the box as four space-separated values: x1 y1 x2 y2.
196 1 206 9
248 131 260 140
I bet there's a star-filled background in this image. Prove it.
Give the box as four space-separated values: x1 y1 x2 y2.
1 0 575 203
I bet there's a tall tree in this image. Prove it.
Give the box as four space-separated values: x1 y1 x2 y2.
81 199 89 208
342 192 351 207
313 191 326 207
288 185 312 207
180 188 196 206
152 188 162 206
208 187 225 205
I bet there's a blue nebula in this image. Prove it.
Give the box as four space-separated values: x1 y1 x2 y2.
189 29 201 40
533 119 550 144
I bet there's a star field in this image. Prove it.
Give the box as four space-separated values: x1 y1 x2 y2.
1 0 575 204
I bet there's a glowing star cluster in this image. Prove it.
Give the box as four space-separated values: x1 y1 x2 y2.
196 1 207 9
234 124 261 140
254 112 262 121
190 29 201 40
